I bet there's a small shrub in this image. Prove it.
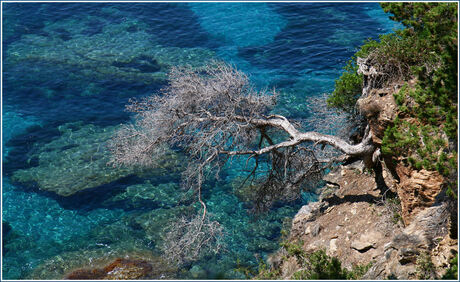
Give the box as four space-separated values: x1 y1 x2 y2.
346 261 373 280
298 250 347 280
258 241 372 280
442 253 458 280
416 252 436 279
256 260 281 280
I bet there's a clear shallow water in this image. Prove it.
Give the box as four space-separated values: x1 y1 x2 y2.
2 3 398 279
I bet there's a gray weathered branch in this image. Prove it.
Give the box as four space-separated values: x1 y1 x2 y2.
221 115 374 158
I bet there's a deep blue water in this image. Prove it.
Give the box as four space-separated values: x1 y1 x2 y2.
2 3 399 279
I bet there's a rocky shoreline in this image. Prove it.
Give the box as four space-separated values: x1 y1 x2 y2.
273 162 456 279
265 56 458 279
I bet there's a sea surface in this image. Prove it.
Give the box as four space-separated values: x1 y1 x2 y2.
2 2 399 279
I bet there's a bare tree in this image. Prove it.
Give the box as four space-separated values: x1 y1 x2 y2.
109 61 376 262
161 214 225 266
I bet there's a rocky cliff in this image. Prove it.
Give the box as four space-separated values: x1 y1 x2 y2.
279 163 456 279
266 56 457 279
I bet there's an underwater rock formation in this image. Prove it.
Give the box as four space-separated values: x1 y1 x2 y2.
65 258 155 280
5 17 215 89
133 205 196 245
11 122 184 196
105 181 191 210
29 248 175 280
2 221 19 256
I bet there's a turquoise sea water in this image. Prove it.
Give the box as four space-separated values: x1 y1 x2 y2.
2 3 399 279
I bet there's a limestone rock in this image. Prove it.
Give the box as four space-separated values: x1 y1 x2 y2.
381 160 399 193
395 165 444 225
285 165 394 272
329 238 338 253
357 88 398 145
351 231 383 252
362 203 452 280
291 201 327 237
323 166 342 185
431 235 458 276
275 163 455 280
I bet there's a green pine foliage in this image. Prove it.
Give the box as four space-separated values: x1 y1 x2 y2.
376 2 458 141
380 3 457 197
327 59 363 115
326 42 379 115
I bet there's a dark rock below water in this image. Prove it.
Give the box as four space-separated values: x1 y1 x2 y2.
65 258 155 280
11 123 184 196
112 56 162 73
6 18 215 87
29 248 176 280
2 221 15 256
3 221 13 237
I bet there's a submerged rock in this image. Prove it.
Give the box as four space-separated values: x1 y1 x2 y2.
65 257 155 280
5 17 215 89
29 248 175 280
2 221 22 256
105 181 191 210
133 205 196 244
11 122 184 196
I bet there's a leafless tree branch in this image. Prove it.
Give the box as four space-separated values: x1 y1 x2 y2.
161 213 225 266
108 60 376 260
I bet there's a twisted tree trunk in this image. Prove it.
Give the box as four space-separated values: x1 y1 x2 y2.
221 115 375 160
